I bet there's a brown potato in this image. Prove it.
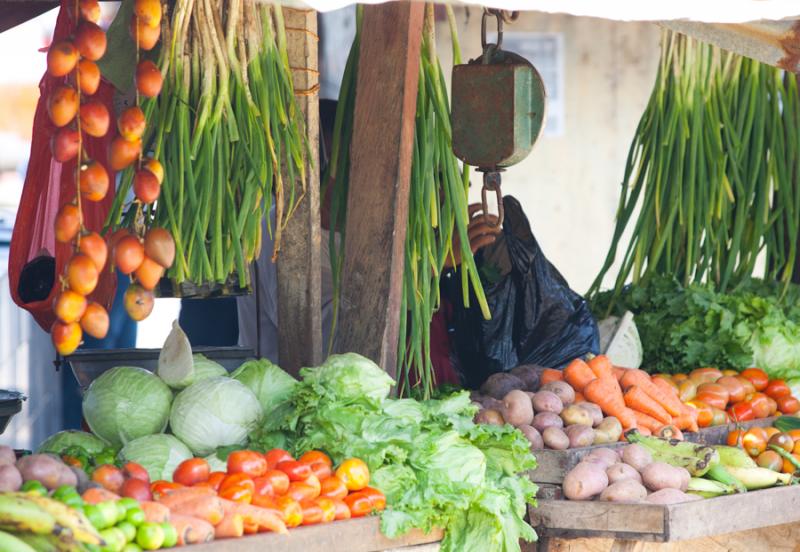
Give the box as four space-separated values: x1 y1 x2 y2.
599 479 648 503
501 390 535 427
561 405 594 427
475 409 505 426
532 412 564 433
540 381 575 406
606 463 642 485
519 425 544 450
565 424 595 448
0 464 22 492
641 462 688 492
593 417 623 444
542 427 570 450
563 461 609 500
510 365 542 391
621 444 653 472
481 373 525 399
586 447 621 467
16 454 67 490
577 403 603 427
0 445 15 466
532 391 563 415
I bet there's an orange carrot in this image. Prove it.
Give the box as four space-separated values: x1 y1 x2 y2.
540 368 564 385
219 499 288 534
624 386 672 424
243 521 259 535
82 488 120 504
619 369 683 417
564 359 596 392
612 366 628 381
215 513 245 539
638 426 652 436
170 514 215 546
169 495 224 526
583 378 637 429
588 355 615 381
655 425 684 440
651 376 680 398
673 404 700 433
632 410 662 433
157 487 216 510
140 501 170 523
573 391 585 403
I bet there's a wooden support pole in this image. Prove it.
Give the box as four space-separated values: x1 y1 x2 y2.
277 8 322 375
335 2 424 378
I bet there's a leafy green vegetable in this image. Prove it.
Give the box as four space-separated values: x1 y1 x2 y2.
231 359 296 416
37 431 110 456
192 355 228 381
118 434 193 482
298 353 394 404
592 276 800 379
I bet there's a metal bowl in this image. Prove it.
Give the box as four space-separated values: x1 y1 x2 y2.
65 347 255 393
0 390 26 435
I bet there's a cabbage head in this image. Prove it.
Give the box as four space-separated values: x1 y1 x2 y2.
299 353 394 403
37 430 110 456
231 359 296 415
170 377 262 455
83 366 173 447
192 354 227 381
119 434 193 481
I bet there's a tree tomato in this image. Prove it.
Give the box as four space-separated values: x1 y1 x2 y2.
304 474 321 497
274 496 303 528
756 450 782 472
766 396 778 416
726 429 745 447
689 367 722 385
685 400 714 428
765 427 781 440
742 427 768 457
765 379 791 399
264 449 293 469
343 492 372 518
768 433 794 453
172 458 210 487
335 458 370 491
360 487 386 511
777 395 800 414
710 407 729 427
92 464 125 494
227 450 267 478
716 376 746 403
299 451 333 468
263 470 290 496
735 376 756 396
740 368 769 391
782 453 800 474
748 392 772 418
319 476 348 500
332 499 351 520
314 497 336 523
287 482 319 502
309 461 332 480
277 460 312 482
122 462 150 483
696 383 730 409
300 501 323 525
727 401 755 423
121 477 152 501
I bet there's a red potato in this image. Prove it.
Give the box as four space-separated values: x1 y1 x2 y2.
542 427 569 450
621 444 652 472
501 390 534 427
532 391 564 415
519 425 544 450
586 447 621 467
606 463 642 485
0 446 16 466
0 465 22 492
563 461 609 501
532 412 563 434
641 462 690 492
540 381 575 406
599 479 647 503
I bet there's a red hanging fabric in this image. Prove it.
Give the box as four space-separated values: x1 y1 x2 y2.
9 0 118 332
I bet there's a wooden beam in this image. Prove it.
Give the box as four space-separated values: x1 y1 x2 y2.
276 8 323 375
335 2 424 378
0 1 57 33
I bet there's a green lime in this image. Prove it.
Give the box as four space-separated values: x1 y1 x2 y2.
125 507 146 526
115 502 128 524
53 484 79 500
21 480 47 496
62 494 84 509
84 545 101 552
136 522 165 551
159 522 177 548
122 544 143 552
94 452 117 467
117 497 140 511
84 504 106 530
96 500 120 529
116 520 137 543
99 527 126 552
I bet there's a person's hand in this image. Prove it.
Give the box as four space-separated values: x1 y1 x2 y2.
444 203 503 268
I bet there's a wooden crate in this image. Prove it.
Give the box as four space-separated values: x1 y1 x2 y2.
187 517 442 552
531 484 800 542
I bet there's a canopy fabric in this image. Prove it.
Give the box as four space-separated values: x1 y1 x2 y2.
288 0 800 23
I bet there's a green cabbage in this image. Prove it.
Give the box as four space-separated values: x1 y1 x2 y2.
82 366 173 447
298 353 394 403
37 430 110 456
192 354 228 381
231 359 296 416
170 376 262 455
119 434 193 482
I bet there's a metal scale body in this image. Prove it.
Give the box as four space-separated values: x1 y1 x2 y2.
451 10 546 225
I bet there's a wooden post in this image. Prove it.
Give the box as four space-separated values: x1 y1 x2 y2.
335 2 424 378
277 8 322 375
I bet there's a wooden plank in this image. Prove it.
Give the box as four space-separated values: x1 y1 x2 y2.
530 502 666 541
276 8 323 375
187 517 442 552
334 2 424 377
680 416 776 444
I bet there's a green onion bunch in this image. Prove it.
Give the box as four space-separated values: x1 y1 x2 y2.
590 30 800 309
107 0 306 291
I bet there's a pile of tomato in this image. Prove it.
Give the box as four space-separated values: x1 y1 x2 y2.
727 426 800 474
655 367 799 428
152 449 386 528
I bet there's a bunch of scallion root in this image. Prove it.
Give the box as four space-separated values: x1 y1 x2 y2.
107 0 306 293
590 30 800 309
326 5 489 399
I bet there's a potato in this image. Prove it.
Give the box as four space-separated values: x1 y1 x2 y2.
519 425 544 450
599 479 647 503
482 397 505 412
606 463 642 485
586 447 621 467
645 488 701 504
677 467 690 492
562 461 609 500
532 391 563 415
510 365 542 391
57 465 78 488
16 454 67 490
593 417 623 444
561 405 594 427
540 381 575 406
481 373 525 399
0 464 22 492
501 390 535 427
542 427 569 450
577 403 604 427
641 462 688 492
475 409 505 426
0 446 15 466
532 412 564 433
621 444 653 472
565 424 595 448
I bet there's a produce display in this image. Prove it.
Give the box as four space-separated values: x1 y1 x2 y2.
562 431 793 504
727 416 800 474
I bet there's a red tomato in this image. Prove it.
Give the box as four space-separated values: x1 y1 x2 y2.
332 499 351 520
740 368 769 391
300 501 323 525
319 476 348 500
688 367 723 385
172 458 210 487
360 487 387 512
278 460 312 482
748 392 772 418
314 497 337 523
716 376 746 404
122 462 150 483
287 482 319 502
92 464 125 494
263 470 290 496
765 380 791 399
253 476 275 498
727 401 755 423
766 396 779 416
121 477 152 501
735 376 757 396
309 462 332 481
151 480 183 499
299 451 333 468
696 383 730 409
685 400 714 428
207 471 226 491
227 450 268 478
264 449 294 469
304 475 321 496
274 496 303 528
343 491 372 517
335 459 370 491
777 395 800 414
219 483 254 504
251 492 277 509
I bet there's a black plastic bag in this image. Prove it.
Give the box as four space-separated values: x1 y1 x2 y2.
446 196 599 388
